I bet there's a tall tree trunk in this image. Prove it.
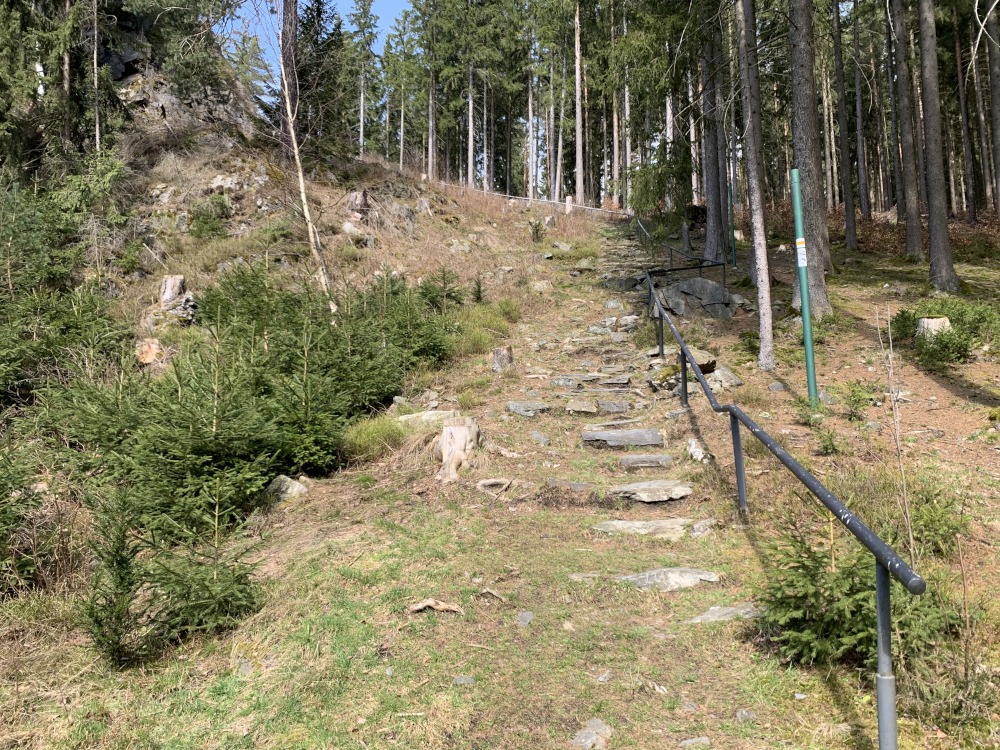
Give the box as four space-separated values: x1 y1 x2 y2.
789 0 833 316
715 26 730 256
483 81 490 191
917 0 959 291
428 68 437 180
972 42 994 209
63 0 72 143
399 89 405 170
885 19 904 221
359 73 365 155
548 61 555 197
528 68 535 200
556 57 566 202
889 0 923 259
826 68 840 206
505 104 512 193
954 8 976 223
701 39 725 263
822 67 834 211
736 0 774 371
853 2 871 221
467 62 474 187
987 8 1000 208
831 0 857 249
910 33 928 210
574 0 584 207
93 0 101 152
689 73 699 201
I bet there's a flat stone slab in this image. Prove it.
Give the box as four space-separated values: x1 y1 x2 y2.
684 602 762 624
552 376 582 388
599 375 631 386
618 567 719 592
593 519 693 541
571 718 613 749
507 401 550 417
608 480 693 503
583 429 663 448
620 454 673 470
567 399 599 414
597 399 630 414
397 409 461 426
529 430 551 446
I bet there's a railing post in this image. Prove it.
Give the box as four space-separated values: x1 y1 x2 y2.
875 562 898 750
679 349 688 407
730 412 748 514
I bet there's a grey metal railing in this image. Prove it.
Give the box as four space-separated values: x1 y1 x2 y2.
633 218 728 290
644 271 924 750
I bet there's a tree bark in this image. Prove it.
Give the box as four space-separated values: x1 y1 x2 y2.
93 0 101 153
831 0 857 249
954 7 976 223
467 62 474 187
972 42 994 209
701 39 725 263
789 0 833 316
889 0 923 259
399 88 405 170
736 0 774 370
917 0 959 291
987 8 1000 208
528 67 535 200
885 19 904 222
574 0 584 207
822 67 834 212
853 2 871 221
428 67 437 180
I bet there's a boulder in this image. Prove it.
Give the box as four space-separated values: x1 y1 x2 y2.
266 475 309 503
706 365 743 391
652 277 736 319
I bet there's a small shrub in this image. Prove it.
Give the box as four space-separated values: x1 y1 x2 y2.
529 220 545 243
915 328 973 369
736 330 760 357
341 415 407 463
838 379 882 422
189 195 229 239
793 396 826 427
470 274 485 303
419 267 464 313
816 428 843 455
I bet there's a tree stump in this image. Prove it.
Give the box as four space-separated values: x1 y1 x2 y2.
491 346 514 372
159 275 186 306
433 417 483 484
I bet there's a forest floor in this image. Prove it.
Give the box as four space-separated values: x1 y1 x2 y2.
2 173 999 749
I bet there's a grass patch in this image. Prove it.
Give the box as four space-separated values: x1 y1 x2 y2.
342 414 408 463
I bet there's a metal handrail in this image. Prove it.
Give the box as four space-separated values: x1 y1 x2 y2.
644 270 923 750
633 218 728 290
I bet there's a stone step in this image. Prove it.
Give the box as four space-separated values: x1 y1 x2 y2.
582 429 663 448
617 567 719 592
592 518 692 541
619 454 673 470
607 479 693 503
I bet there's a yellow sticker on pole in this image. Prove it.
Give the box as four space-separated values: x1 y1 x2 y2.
796 237 807 268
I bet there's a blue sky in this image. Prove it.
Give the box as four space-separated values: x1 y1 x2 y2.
369 0 409 53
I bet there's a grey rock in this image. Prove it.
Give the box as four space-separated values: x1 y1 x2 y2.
818 390 838 405
767 382 787 392
529 430 551 447
731 293 748 306
266 475 309 503
618 567 719 592
552 376 582 388
597 400 630 414
684 602 762 624
547 479 593 493
530 280 553 293
599 375 631 386
687 438 712 463
734 709 755 723
583 429 663 448
507 401 550 417
567 399 600 414
568 572 601 582
617 314 641 331
689 518 718 538
605 300 625 310
679 737 711 747
571 718 613 750
862 421 883 433
666 408 689 419
516 611 534 627
398 410 461 426
608 480 693 503
620 454 673 470
588 326 613 335
597 317 618 328
794 693 807 701
452 675 476 686
593 519 692 541
610 332 630 343
707 365 743 391
575 257 597 271
553 241 573 252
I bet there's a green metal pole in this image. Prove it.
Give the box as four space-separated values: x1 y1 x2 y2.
729 184 737 267
790 169 818 405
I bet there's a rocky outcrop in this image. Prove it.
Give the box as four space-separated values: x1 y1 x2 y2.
651 277 737 319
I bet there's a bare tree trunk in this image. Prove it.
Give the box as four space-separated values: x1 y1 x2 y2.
690 73 700 201
853 2 871 221
574 0 584 207
701 37 725 263
63 0 72 143
910 32 927 210
359 74 365 155
789 0 833 316
885 19 904 221
826 68 840 206
954 7 977 223
889 0 923 260
278 12 336 315
483 80 490 191
987 8 1000 207
93 0 101 153
556 57 566 202
428 68 437 180
399 89 405 170
715 26 730 255
467 62 474 187
917 0 960 292
528 67 535 200
548 61 555 198
736 0 774 370
822 67 834 211
832 0 857 249
973 43 994 209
